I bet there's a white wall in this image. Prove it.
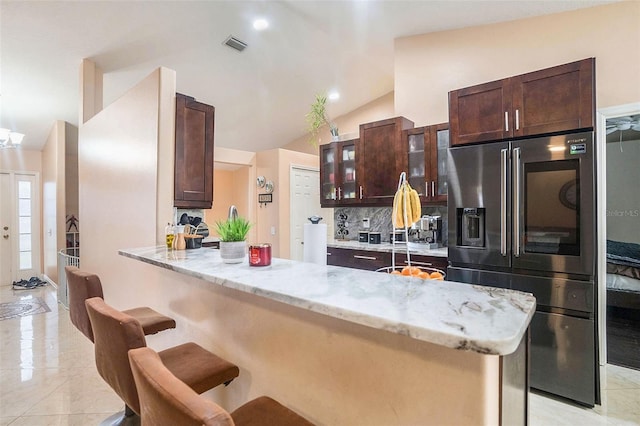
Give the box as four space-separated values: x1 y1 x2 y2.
395 1 640 127
79 65 176 302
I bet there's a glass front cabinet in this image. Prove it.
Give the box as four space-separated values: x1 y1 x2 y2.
320 139 359 207
405 123 448 204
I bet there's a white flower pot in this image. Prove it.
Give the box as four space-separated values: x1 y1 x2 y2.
220 241 247 264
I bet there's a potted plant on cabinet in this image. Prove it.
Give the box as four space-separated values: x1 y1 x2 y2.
215 217 252 263
306 94 339 146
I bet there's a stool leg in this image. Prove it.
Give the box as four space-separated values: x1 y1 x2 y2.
98 407 140 426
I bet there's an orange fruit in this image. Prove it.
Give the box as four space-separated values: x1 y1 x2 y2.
401 266 412 276
410 267 421 276
418 271 430 279
390 270 402 275
430 271 444 280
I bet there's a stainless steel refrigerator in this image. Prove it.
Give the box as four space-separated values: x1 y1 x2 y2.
447 130 599 406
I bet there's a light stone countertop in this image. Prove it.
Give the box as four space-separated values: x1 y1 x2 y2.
327 239 448 257
119 246 535 355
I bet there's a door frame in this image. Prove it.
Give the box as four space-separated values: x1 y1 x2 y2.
596 101 640 366
0 170 42 285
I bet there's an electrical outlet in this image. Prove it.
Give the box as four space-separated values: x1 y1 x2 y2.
362 218 370 229
271 226 276 235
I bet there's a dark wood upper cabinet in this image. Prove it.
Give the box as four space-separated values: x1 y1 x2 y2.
174 93 215 209
405 123 448 204
511 58 595 137
320 138 360 208
357 117 414 203
449 58 595 146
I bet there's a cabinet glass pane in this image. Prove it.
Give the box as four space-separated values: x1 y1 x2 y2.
342 146 355 161
437 130 449 195
408 134 424 152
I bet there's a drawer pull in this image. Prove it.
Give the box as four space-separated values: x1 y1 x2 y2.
403 260 433 267
354 255 377 261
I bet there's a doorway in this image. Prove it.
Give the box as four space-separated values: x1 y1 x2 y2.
289 166 333 262
597 102 640 370
600 105 640 370
0 171 42 286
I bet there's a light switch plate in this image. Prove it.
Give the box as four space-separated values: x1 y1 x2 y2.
362 218 370 229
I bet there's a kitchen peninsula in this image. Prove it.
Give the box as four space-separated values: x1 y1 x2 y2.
120 246 535 425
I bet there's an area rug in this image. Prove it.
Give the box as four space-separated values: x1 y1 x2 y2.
0 297 51 321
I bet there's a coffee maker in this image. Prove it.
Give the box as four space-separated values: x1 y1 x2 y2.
414 215 442 249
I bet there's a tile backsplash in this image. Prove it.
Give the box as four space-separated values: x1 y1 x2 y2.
334 205 448 246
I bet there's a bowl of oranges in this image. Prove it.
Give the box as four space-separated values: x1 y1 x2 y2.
377 265 445 280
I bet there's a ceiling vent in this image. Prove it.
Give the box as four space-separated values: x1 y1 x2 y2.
223 35 247 52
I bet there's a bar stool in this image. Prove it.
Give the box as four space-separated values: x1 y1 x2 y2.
85 297 240 423
128 346 314 426
65 265 176 342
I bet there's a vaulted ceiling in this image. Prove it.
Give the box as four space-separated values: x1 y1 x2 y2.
0 1 616 152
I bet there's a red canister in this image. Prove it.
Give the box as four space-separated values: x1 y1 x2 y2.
249 244 272 266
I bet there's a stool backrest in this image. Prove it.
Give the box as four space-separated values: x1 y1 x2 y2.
85 297 146 415
65 266 104 342
128 347 234 426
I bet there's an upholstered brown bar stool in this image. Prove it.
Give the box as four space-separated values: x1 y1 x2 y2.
85 297 240 424
129 346 314 426
65 265 176 342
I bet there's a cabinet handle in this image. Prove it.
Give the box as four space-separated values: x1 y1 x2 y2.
403 260 433 267
505 111 509 131
515 109 520 130
359 186 363 199
337 187 342 200
431 181 435 198
327 252 332 256
354 255 377 261
425 181 428 197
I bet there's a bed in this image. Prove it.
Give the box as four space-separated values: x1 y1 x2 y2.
606 240 640 311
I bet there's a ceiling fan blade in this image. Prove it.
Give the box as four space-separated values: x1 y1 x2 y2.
611 116 632 124
631 124 640 131
606 128 618 135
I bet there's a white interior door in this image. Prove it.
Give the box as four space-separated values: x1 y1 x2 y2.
0 172 41 285
0 173 12 285
290 166 333 261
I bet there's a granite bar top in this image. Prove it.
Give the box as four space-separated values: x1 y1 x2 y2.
119 246 534 355
328 239 448 257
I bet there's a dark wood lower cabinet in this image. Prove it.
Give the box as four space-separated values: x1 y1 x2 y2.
327 246 447 272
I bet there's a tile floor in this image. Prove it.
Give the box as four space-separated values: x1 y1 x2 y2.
1 284 639 425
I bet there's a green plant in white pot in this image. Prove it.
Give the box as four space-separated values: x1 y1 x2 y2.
306 94 338 146
215 217 252 264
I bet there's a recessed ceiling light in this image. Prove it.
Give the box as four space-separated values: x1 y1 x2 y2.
253 19 269 31
328 91 340 101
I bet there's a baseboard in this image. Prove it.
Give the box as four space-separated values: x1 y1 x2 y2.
42 274 58 289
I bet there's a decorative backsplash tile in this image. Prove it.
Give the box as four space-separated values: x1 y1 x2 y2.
334 205 448 246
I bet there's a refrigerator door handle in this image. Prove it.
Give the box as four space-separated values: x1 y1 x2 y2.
513 147 521 257
500 148 508 256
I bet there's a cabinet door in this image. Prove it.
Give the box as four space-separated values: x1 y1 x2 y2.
449 79 512 146
320 143 338 207
174 93 215 208
406 127 429 199
511 58 594 137
428 124 449 203
338 140 360 204
358 117 413 203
